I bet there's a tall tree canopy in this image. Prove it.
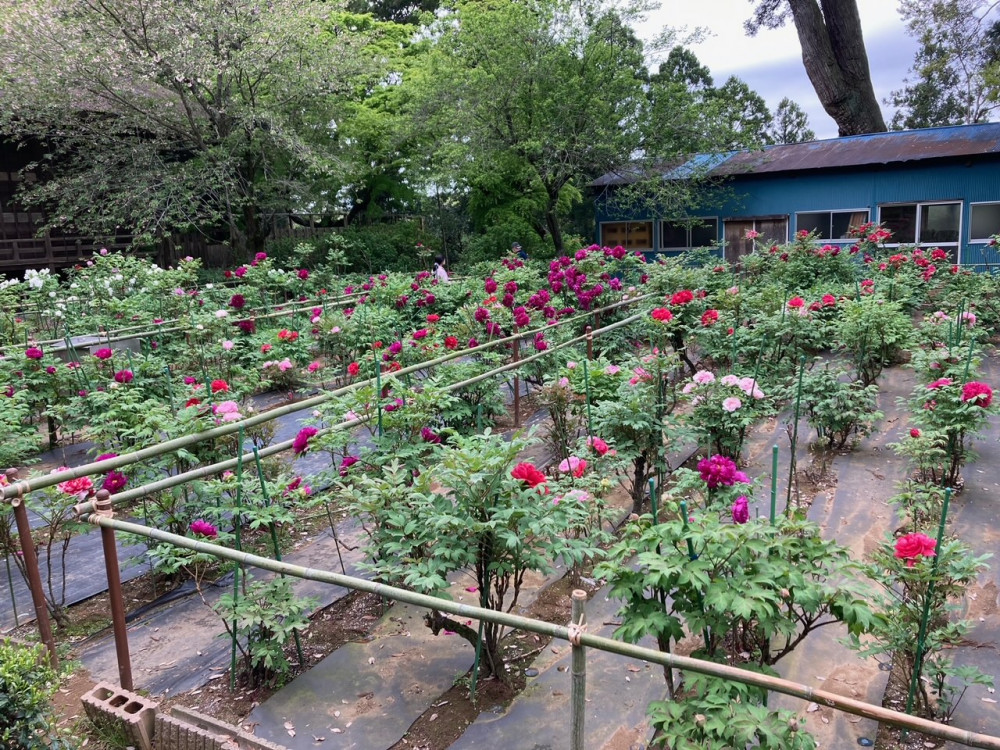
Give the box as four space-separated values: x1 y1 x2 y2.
0 0 372 254
889 0 1000 128
768 97 816 143
411 0 649 255
745 0 886 136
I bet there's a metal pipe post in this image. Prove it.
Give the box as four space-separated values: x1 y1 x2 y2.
7 468 58 669
94 490 133 690
585 325 593 361
570 589 588 750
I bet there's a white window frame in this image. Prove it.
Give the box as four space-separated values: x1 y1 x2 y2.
659 216 719 250
969 201 1000 244
599 220 653 251
877 201 963 249
794 208 869 242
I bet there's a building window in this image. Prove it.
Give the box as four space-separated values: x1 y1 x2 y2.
660 218 718 249
879 201 961 246
970 202 1000 242
601 221 652 250
795 210 868 240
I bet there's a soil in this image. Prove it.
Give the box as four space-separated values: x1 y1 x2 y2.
875 657 941 750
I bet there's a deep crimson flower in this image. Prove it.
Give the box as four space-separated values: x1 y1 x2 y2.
701 309 719 326
211 379 229 393
45 366 56 374
190 519 219 539
293 426 319 455
25 347 43 360
185 397 202 408
339 455 359 477
444 336 459 350
347 361 361 377
670 290 693 306
962 381 993 407
894 532 936 567
114 369 134 384
298 268 310 280
484 278 497 294
94 348 113 360
421 427 442 444
229 294 246 309
651 307 673 322
102 470 128 494
910 428 921 438
511 462 546 488
731 495 750 524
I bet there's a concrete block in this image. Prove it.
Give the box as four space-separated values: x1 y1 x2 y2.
154 712 234 750
170 707 288 750
81 682 157 750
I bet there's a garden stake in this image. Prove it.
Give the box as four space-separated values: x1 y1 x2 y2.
7 469 58 668
964 335 976 380
770 444 778 525
374 360 383 438
476 404 483 432
750 333 768 393
679 500 711 652
854 277 861 301
583 358 593 438
230 426 245 691
904 488 953 727
125 347 134 374
162 366 176 413
251 446 305 665
3 531 18 627
786 356 806 514
730 315 738 373
649 478 658 524
512 338 521 428
470 605 485 702
570 589 588 750
586 325 593 361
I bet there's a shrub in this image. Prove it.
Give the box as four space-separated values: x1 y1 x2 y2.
0 640 72 749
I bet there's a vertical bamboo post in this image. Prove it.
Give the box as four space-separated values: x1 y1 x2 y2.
570 589 588 750
94 490 132 689
7 469 58 669
374 360 384 438
512 337 521 428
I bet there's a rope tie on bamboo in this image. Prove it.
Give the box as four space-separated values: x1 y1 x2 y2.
567 613 587 646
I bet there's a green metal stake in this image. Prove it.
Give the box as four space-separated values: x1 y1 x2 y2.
251 446 304 666
649 478 658 524
582 358 594 438
679 500 711 652
163 366 176 413
904 488 953 722
730 314 738 373
963 336 976 380
374 360 384 439
230 426 245 691
476 403 483 433
786 356 806 514
769 444 778 525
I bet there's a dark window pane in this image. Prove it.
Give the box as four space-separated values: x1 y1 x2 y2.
690 219 717 247
971 203 1000 241
661 221 688 248
880 205 917 244
919 203 959 244
831 211 866 239
797 212 829 238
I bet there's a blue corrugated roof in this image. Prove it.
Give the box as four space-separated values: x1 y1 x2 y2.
591 123 1000 187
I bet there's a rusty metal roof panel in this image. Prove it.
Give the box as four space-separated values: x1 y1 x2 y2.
713 123 1000 176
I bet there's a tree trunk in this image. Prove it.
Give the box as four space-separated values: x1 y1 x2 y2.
787 0 887 135
544 194 565 256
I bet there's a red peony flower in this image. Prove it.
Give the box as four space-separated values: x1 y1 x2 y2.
670 290 693 306
894 532 936 567
961 381 993 407
651 307 673 322
444 336 459 350
511 462 546 488
211 379 229 394
426 314 440 323
292 426 319 455
347 361 361 377
909 428 921 438
787 296 805 309
701 309 719 326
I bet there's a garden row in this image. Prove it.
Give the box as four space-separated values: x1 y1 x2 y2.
4 226 1000 749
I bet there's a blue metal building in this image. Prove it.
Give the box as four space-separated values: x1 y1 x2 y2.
591 123 1000 268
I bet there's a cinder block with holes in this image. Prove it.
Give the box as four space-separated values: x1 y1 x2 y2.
81 682 157 750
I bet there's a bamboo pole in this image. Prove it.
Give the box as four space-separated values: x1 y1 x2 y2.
570 589 587 750
7 294 655 505
76 513 1000 750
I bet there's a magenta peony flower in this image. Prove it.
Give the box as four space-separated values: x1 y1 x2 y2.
114 370 134 384
961 381 993 407
93 348 113 360
25 347 44 360
190 519 218 539
292 426 319 455
731 495 750 524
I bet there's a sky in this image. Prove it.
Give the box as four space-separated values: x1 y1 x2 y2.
640 0 919 139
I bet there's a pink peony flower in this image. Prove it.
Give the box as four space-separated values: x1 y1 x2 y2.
961 381 993 407
894 532 936 567
722 396 742 412
557 456 587 478
293 426 319 455
190 519 218 539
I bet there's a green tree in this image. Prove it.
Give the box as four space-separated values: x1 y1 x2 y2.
890 0 1000 128
745 0 886 135
412 0 648 255
709 76 775 149
0 0 370 256
768 97 816 143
